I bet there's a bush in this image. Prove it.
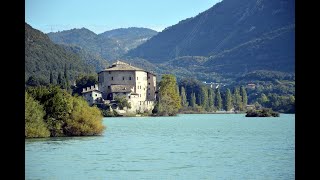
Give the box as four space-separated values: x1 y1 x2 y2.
26 86 106 137
25 92 50 138
64 96 105 136
246 108 279 117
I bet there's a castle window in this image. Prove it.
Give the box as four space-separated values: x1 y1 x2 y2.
148 93 150 96
148 76 150 79
148 82 150 85
111 77 113 80
140 94 141 97
109 71 111 74
95 94 97 97
108 86 110 89
123 77 125 80
129 77 132 80
129 96 130 99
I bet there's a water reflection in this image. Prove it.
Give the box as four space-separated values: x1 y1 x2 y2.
25 136 103 145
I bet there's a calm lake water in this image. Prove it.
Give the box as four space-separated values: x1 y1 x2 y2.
26 114 295 180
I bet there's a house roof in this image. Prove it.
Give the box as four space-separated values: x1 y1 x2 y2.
110 84 134 93
98 60 156 75
82 89 102 94
105 61 143 71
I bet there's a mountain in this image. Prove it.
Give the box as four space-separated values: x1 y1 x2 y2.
126 0 295 78
25 23 95 84
47 27 157 61
60 45 108 72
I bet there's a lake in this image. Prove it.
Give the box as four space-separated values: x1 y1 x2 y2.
25 114 295 180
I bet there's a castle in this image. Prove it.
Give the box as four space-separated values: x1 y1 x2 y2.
82 61 157 113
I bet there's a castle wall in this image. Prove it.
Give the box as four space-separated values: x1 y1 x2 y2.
134 71 148 101
83 91 102 106
96 64 156 113
147 73 156 101
98 71 136 98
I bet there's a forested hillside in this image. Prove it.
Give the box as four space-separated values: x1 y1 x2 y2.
126 0 295 78
25 23 95 84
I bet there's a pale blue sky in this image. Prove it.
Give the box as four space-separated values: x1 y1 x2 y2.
26 0 221 34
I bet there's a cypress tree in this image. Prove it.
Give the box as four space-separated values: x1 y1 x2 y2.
200 86 209 111
57 72 62 86
180 86 188 107
215 88 222 110
241 86 248 108
208 88 214 112
233 87 243 111
49 71 54 84
190 92 196 108
225 88 233 111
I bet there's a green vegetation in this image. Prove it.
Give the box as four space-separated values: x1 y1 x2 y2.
72 74 98 95
246 108 280 117
175 76 292 114
25 23 95 85
180 86 188 108
215 88 222 111
25 92 50 138
114 96 132 110
224 88 233 111
25 86 105 138
233 87 243 111
154 74 181 116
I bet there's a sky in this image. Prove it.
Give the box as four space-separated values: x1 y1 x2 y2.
26 0 221 34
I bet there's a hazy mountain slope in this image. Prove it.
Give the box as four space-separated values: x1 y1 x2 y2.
47 27 157 60
126 0 295 76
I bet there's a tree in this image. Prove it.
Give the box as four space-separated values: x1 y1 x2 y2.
241 86 248 108
26 76 48 87
233 87 243 111
114 96 131 110
26 86 105 137
258 93 269 105
224 88 233 111
215 88 222 110
63 63 70 90
57 72 62 86
180 86 188 107
156 74 181 116
25 92 50 138
72 74 98 95
208 88 215 111
200 86 209 111
50 71 54 84
197 93 202 106
64 96 105 136
190 92 196 108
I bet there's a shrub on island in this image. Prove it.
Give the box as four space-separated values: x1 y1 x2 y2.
246 108 280 117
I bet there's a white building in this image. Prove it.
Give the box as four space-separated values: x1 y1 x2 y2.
81 84 103 106
97 61 157 113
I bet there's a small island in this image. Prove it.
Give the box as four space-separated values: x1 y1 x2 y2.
246 108 279 117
